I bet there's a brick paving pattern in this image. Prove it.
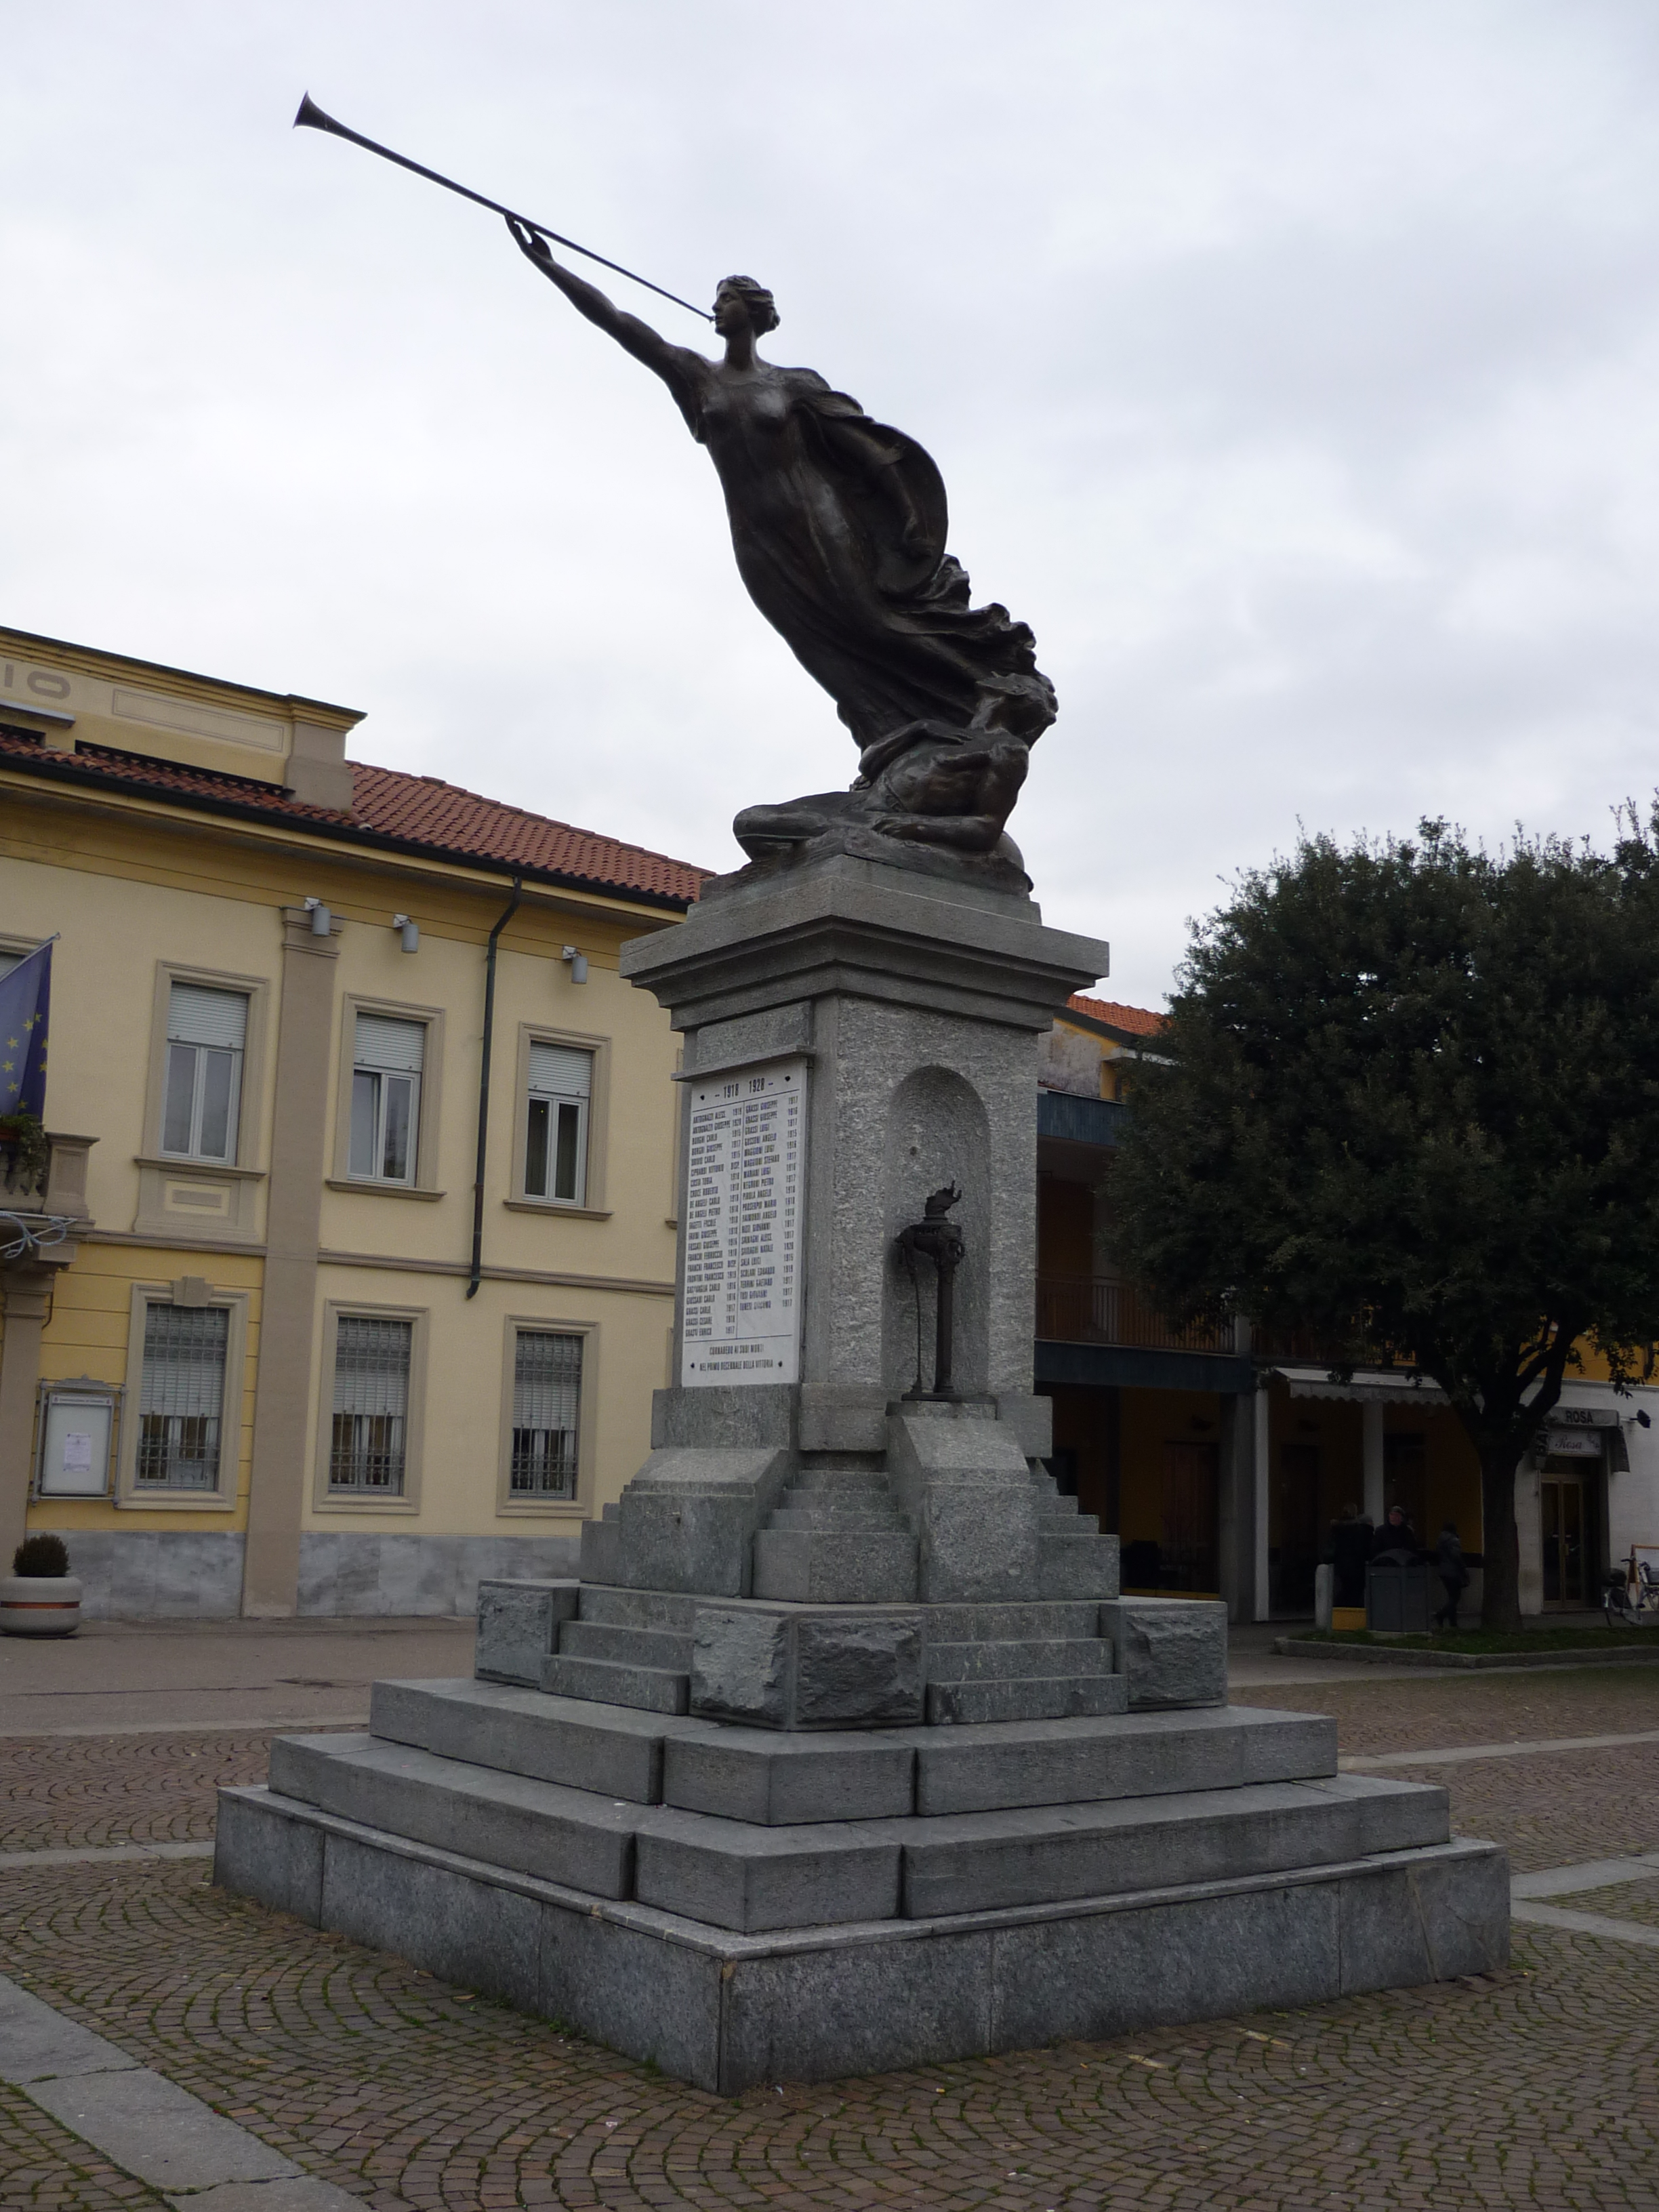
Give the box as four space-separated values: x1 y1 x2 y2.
0 2085 167 2209
0 1668 1654 2209
0 1732 311 1853
1551 1872 1659 1928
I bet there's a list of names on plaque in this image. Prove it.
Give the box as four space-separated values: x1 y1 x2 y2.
680 1057 807 1387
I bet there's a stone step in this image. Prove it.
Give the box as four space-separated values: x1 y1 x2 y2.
559 1620 695 1671
769 1506 909 1532
896 1773 1452 1919
373 1677 673 1801
788 1467 890 1493
264 1729 1449 1933
268 1731 640 1897
923 1600 1103 1642
926 1675 1128 1725
372 1679 1339 1825
913 1704 1337 1814
576 1585 700 1633
925 1637 1115 1684
541 1652 690 1715
1038 1531 1120 1601
752 1528 918 1605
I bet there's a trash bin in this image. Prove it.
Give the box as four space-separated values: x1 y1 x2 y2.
1366 1554 1431 1633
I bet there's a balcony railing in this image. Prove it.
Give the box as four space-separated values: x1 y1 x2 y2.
1036 1275 1235 1356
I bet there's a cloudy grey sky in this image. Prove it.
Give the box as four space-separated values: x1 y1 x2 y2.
5 2 1659 1005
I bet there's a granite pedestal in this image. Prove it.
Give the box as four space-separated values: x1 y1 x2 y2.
217 852 1508 2086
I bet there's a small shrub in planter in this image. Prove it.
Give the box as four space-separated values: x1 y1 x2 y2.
2 1531 81 1636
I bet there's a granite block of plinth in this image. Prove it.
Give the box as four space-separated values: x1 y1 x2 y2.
913 1706 1338 1816
541 1654 689 1715
1099 1597 1228 1708
752 1528 918 1604
690 1604 924 1729
924 1675 1128 1725
633 1807 902 1931
213 1782 1508 2094
267 1733 638 1896
1038 1531 1121 1601
213 1785 323 1925
663 1727 916 1825
474 1579 580 1687
897 1776 1425 1918
369 1678 671 1803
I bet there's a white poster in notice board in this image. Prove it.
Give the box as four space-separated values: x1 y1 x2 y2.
38 1391 115 1496
680 1057 807 1387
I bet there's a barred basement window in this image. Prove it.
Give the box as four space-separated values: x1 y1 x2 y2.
510 1329 582 1498
136 1303 229 1490
329 1315 412 1493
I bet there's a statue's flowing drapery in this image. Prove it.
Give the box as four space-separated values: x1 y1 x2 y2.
661 356 1056 759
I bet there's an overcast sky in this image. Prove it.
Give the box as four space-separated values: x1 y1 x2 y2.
6 3 1659 1005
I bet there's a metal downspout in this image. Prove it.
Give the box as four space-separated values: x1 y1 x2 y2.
467 874 523 1298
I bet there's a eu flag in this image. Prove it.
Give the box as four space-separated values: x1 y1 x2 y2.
0 942 51 1120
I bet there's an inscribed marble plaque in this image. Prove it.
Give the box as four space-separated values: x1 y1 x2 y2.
680 1058 806 1387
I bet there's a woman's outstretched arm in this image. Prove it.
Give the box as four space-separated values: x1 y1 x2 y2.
506 216 702 391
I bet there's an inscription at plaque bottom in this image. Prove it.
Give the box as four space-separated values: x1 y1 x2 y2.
680 1057 806 1387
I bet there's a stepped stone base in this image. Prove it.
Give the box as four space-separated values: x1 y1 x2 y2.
216 1784 1508 2094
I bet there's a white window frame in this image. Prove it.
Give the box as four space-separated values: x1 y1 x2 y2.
508 1025 611 1216
141 962 270 1174
330 998 445 1197
160 983 249 1166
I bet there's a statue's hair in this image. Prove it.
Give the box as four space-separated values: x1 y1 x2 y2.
717 274 779 334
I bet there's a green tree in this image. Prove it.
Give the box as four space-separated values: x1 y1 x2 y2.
1112 816 1659 1630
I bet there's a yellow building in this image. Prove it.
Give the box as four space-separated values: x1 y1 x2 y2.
0 626 703 1616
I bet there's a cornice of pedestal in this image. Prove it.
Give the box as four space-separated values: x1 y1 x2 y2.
622 853 1109 1035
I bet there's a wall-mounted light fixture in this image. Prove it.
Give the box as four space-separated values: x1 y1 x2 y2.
392 914 419 954
304 896 332 937
561 945 589 985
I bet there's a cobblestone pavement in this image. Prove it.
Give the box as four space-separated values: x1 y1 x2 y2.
0 1732 285 1852
1246 1664 1659 1755
0 2085 167 2210
0 1667 1656 2211
1551 1873 1659 1929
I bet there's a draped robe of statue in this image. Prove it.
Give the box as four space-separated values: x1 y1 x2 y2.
649 347 1057 881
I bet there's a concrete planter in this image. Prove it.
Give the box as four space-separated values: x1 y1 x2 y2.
0 1573 83 1636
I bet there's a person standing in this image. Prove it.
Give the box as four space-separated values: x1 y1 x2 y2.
1434 1522 1469 1629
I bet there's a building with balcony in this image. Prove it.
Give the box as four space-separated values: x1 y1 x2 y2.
0 626 704 1618
1036 994 1659 1620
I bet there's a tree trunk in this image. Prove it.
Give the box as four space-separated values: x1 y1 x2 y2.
1479 1441 1523 1632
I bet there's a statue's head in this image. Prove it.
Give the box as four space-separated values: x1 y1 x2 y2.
714 276 779 337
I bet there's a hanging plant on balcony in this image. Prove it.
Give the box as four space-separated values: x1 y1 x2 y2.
0 1110 47 1193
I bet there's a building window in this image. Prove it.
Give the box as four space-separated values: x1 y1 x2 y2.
525 1042 592 1204
161 983 247 1163
349 1014 424 1184
510 1329 582 1498
329 1315 412 1492
136 1303 229 1490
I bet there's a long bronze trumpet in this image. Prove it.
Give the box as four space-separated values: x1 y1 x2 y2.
293 94 714 322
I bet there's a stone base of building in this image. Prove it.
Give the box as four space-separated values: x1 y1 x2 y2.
58 1532 582 1620
216 1778 1507 2094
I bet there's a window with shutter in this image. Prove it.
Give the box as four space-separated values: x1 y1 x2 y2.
328 1315 412 1492
510 1330 582 1498
349 1013 426 1183
161 983 248 1162
525 1041 593 1205
136 1303 229 1490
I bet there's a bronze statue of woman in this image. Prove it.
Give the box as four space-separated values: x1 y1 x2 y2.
508 220 1054 880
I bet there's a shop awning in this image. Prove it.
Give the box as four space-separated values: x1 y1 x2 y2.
1273 1365 1448 1406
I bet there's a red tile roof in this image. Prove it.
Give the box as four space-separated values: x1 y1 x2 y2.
0 724 708 907
1066 992 1167 1038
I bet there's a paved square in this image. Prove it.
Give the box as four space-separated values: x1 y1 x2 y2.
1 1660 1655 2209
